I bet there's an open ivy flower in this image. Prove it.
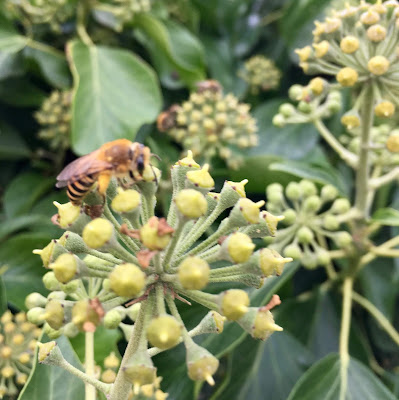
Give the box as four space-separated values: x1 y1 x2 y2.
30 151 290 398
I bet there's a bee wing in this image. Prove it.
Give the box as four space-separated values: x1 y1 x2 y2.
56 151 113 188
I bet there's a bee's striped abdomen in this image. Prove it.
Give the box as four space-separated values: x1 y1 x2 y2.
67 174 96 205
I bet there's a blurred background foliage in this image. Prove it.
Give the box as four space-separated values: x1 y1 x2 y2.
0 0 398 399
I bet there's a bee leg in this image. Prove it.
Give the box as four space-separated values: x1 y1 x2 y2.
97 172 112 200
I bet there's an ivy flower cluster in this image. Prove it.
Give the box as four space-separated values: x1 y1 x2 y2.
158 80 258 169
239 55 281 94
34 90 72 151
295 0 399 120
0 311 41 399
266 180 353 269
32 152 290 398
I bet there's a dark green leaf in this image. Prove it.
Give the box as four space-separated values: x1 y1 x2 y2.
68 41 162 154
287 354 396 400
18 335 85 400
3 172 54 218
371 208 399 226
0 275 7 314
0 14 28 53
0 233 51 310
0 121 31 160
0 51 25 80
0 77 46 106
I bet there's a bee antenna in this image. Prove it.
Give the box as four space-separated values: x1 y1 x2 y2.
151 153 161 161
150 164 159 185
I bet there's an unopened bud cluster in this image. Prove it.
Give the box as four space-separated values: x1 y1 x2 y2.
295 1 399 116
158 80 258 169
34 90 72 151
239 55 281 94
4 0 74 32
0 311 41 399
273 78 342 127
31 151 288 390
266 180 353 269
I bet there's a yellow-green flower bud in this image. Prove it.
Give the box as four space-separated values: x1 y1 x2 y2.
296 226 314 244
331 198 351 214
313 41 329 58
279 103 296 117
236 198 264 224
186 164 215 190
220 289 249 320
82 219 114 249
309 77 327 95
325 17 341 33
335 231 352 247
124 351 157 387
147 315 182 350
25 292 47 309
175 189 208 219
316 248 331 266
303 195 322 213
111 188 141 213
337 67 358 87
16 373 28 385
49 253 78 283
37 341 59 363
178 257 210 290
102 369 117 383
321 185 338 202
387 133 399 152
272 114 286 127
360 9 380 25
261 211 284 236
226 179 248 198
104 352 120 369
284 243 302 259
104 310 123 329
299 180 317 197
186 343 219 385
238 308 283 340
288 84 303 101
283 209 297 225
72 300 102 331
140 217 173 250
42 271 62 291
341 111 361 129
1 366 15 379
53 202 81 228
259 248 292 276
226 232 255 263
375 101 395 118
109 263 146 298
43 300 64 330
1 346 12 359
33 240 56 268
368 56 390 75
27 307 46 324
176 150 200 168
323 214 340 230
295 46 312 62
367 24 386 42
298 101 312 114
302 254 318 269
340 36 359 53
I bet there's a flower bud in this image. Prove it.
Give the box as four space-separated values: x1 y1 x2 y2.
124 351 157 388
303 195 322 213
176 150 200 168
82 219 114 249
360 9 380 24
299 180 317 197
53 201 81 228
220 289 249 320
316 248 331 265
368 56 390 75
309 77 327 95
147 315 182 350
43 300 65 330
194 311 226 335
225 232 255 264
335 231 352 247
43 271 62 291
49 253 78 283
295 46 312 62
104 310 123 329
285 182 302 200
375 101 395 118
367 24 386 42
27 307 46 324
38 341 64 365
331 198 351 214
337 67 358 87
288 84 303 101
282 209 297 225
320 185 338 202
297 101 312 114
109 263 146 298
231 198 264 225
102 369 117 383
140 217 173 250
63 322 79 338
238 308 282 340
178 257 210 290
296 226 314 244
32 240 56 268
1 366 15 379
186 164 215 191
284 243 302 259
323 214 340 230
259 248 292 276
25 292 47 309
18 352 30 364
302 254 318 269
175 189 208 219
340 36 359 53
341 111 361 129
313 41 329 58
272 114 285 127
387 133 399 152
111 188 141 213
104 352 120 369
186 342 219 385
72 300 102 331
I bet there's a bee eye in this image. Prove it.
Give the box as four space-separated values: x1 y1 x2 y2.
137 156 145 175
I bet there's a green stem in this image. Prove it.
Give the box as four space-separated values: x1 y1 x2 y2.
155 283 166 315
176 288 219 311
352 291 399 346
369 166 399 189
77 1 93 46
164 218 185 271
339 277 353 400
85 331 96 400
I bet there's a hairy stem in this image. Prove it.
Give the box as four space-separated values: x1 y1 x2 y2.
85 331 96 400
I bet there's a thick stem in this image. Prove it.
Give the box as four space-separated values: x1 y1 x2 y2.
354 84 375 219
369 167 399 189
77 1 93 46
109 299 151 400
85 332 96 400
339 277 353 400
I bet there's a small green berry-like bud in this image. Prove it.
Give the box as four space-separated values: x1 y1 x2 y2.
320 185 338 202
288 84 303 101
387 133 399 152
175 189 208 219
279 103 296 118
104 310 123 329
238 308 283 340
335 231 352 248
1 367 16 379
283 209 297 225
368 56 390 75
302 254 318 269
259 248 292 276
316 248 331 265
331 198 351 214
285 182 302 200
284 243 302 259
303 195 322 213
186 164 215 190
299 180 317 197
124 351 157 387
272 114 286 127
43 271 62 291
102 369 117 383
49 253 78 283
43 300 65 330
178 257 210 290
53 202 81 228
323 214 340 231
25 292 47 309
226 232 255 263
186 343 219 385
140 217 173 250
297 101 312 114
111 188 141 213
296 226 314 244
337 67 358 87
147 315 182 350
109 263 146 298
220 289 249 320
82 218 114 249
27 307 46 324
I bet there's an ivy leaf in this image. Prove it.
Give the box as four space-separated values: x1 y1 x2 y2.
67 41 162 155
0 121 31 160
287 354 396 400
0 14 28 53
0 274 7 314
18 335 85 400
371 208 399 226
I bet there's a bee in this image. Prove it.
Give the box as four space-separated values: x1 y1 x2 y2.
196 80 222 94
157 104 180 132
56 139 151 205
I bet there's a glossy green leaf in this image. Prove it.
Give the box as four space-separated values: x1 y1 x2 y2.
287 354 396 400
0 77 46 106
68 41 162 154
0 51 25 80
24 46 71 88
0 275 7 314
0 121 31 160
3 172 54 218
0 14 28 53
371 208 399 226
134 14 205 88
0 232 51 309
18 335 85 400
